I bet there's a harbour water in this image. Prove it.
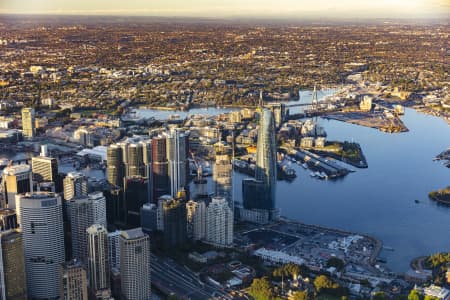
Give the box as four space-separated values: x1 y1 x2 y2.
134 106 240 120
231 107 450 272
2 89 448 272
183 100 450 272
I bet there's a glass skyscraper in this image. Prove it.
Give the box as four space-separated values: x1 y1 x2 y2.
243 109 277 214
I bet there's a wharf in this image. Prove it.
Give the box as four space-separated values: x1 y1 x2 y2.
323 111 408 133
290 148 350 178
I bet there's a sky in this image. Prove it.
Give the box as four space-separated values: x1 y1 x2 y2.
0 0 448 19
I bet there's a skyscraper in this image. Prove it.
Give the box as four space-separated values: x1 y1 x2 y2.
186 200 206 241
1 165 33 209
119 228 151 300
152 136 170 200
31 156 58 183
243 109 277 216
66 192 107 262
141 140 152 178
166 129 189 197
104 187 125 228
107 144 124 188
0 209 18 231
126 143 145 177
213 154 233 209
86 224 110 295
107 230 121 272
124 176 150 228
162 197 187 247
63 172 88 201
60 259 88 300
16 192 65 299
140 203 158 233
0 230 27 300
255 109 277 204
21 107 35 139
205 196 233 248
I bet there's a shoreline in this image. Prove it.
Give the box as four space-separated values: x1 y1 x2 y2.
130 96 449 127
410 256 428 271
278 217 383 267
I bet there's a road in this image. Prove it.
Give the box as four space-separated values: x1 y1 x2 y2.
151 253 232 300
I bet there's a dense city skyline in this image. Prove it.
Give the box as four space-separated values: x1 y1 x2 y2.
0 5 448 299
0 0 449 19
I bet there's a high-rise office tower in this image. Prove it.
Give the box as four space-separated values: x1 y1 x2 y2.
0 209 18 231
186 200 206 241
0 230 27 300
16 192 65 299
21 107 35 139
1 165 32 209
141 140 153 202
119 228 151 300
31 156 58 183
162 197 187 247
152 136 170 200
156 195 171 231
126 143 145 177
107 230 121 272
205 196 233 248
66 192 107 262
60 259 88 300
107 144 124 188
63 172 88 201
213 154 233 209
166 129 189 197
124 176 149 228
243 109 277 215
104 187 125 228
255 109 277 204
141 140 152 177
86 224 110 295
140 203 158 233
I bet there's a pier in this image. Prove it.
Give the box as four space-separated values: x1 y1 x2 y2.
289 148 351 178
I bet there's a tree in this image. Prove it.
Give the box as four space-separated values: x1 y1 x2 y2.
424 296 439 300
248 277 275 300
291 290 310 300
408 289 423 300
273 263 303 281
313 275 334 293
326 257 345 271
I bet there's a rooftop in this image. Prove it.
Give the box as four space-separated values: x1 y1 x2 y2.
3 164 31 175
120 227 146 240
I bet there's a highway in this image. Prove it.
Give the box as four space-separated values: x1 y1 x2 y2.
150 253 232 300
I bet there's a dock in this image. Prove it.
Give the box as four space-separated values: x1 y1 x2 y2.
290 148 351 178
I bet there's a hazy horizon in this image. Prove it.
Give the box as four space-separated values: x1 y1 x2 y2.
0 0 448 20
